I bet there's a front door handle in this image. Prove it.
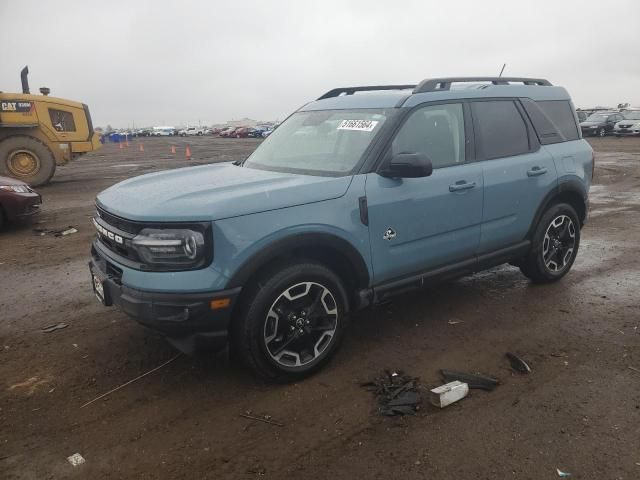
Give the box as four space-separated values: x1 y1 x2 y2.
449 181 476 192
527 166 548 177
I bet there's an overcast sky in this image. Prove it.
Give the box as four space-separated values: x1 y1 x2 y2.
2 0 638 128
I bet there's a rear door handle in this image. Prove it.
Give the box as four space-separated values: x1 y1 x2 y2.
527 166 548 177
449 181 476 192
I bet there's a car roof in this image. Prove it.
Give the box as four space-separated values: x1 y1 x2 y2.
300 77 572 112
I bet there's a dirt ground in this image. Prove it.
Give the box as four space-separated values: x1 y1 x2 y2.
1 136 639 479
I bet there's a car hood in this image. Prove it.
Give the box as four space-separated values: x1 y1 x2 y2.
96 163 353 222
0 175 28 186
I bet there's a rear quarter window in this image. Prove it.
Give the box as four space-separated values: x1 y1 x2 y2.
522 99 579 144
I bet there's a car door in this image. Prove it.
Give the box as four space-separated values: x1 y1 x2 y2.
471 99 557 254
365 102 483 285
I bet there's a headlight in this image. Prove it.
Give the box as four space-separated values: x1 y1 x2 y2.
131 228 208 269
0 185 30 193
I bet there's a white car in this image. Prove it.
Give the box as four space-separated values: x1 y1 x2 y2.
179 127 204 137
152 126 175 136
614 111 640 137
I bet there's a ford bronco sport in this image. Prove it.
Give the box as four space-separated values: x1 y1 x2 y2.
90 77 593 381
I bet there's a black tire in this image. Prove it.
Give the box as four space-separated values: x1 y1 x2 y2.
232 262 349 382
0 135 56 186
0 206 5 231
598 128 606 137
520 203 580 283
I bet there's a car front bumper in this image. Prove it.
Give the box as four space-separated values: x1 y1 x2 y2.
90 243 241 355
0 191 41 221
614 129 640 136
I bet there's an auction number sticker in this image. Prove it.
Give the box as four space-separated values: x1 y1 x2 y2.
337 119 379 132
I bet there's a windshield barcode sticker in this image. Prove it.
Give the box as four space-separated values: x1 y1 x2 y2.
337 120 379 132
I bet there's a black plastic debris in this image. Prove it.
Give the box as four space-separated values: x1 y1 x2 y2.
506 352 532 374
440 370 499 391
361 371 422 416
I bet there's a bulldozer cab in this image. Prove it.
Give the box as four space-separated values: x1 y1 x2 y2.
0 66 101 186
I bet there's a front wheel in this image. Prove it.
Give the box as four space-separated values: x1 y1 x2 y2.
598 128 606 137
233 262 348 382
0 135 56 186
520 203 581 283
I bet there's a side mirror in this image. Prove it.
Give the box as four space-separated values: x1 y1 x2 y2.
379 152 433 178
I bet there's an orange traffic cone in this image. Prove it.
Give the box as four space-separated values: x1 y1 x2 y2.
139 143 144 152
185 146 192 159
119 142 124 150
171 145 176 154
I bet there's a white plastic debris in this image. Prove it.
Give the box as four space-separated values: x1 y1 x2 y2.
556 469 571 477
430 381 469 408
67 453 85 467
61 227 78 236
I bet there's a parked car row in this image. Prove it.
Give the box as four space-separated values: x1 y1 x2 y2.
579 110 640 137
217 125 276 138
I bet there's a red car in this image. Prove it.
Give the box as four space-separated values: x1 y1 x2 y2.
232 127 252 138
0 176 42 230
219 127 238 138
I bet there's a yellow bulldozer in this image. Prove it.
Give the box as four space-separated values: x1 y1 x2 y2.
0 66 101 186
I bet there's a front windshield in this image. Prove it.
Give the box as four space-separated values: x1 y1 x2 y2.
244 109 390 176
586 114 608 122
623 112 640 120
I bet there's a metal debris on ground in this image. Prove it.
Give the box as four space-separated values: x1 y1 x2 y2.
80 353 180 408
33 226 78 237
430 381 469 408
506 352 532 374
440 370 499 391
240 411 284 427
361 371 422 416
67 453 85 467
41 323 68 333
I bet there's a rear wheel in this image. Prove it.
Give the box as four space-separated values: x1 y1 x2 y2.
520 203 580 283
233 262 348 382
598 128 606 137
0 136 56 186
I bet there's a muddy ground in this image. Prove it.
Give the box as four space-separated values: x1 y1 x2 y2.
1 136 639 479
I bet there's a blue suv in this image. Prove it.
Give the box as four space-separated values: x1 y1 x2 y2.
90 77 593 381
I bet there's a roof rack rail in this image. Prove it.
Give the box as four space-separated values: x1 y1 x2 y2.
317 85 416 100
413 77 552 93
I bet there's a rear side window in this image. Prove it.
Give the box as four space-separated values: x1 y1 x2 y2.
49 109 76 132
537 100 579 141
472 101 530 159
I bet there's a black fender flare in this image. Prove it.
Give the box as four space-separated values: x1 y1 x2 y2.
227 232 371 291
527 179 588 239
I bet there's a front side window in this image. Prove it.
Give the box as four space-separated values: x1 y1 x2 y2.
244 109 390 176
391 103 466 169
49 109 76 132
472 100 530 159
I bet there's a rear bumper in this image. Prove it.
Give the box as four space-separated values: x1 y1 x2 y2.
90 244 241 354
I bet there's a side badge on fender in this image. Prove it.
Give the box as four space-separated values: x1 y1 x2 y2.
383 227 396 241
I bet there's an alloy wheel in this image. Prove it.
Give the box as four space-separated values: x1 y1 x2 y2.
542 215 576 273
263 282 338 368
